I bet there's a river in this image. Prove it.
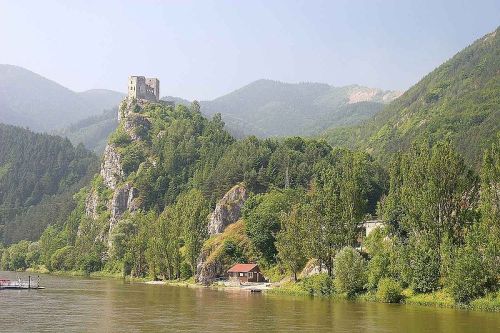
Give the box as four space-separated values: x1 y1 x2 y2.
0 271 499 332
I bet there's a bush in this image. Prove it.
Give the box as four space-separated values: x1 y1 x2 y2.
367 252 389 290
300 273 335 297
50 246 75 271
180 262 192 280
408 236 440 293
376 278 403 303
334 247 367 296
448 246 490 303
109 127 131 147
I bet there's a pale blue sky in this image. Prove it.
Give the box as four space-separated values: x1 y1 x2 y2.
0 0 498 100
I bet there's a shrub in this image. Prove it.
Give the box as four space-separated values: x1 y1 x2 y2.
367 252 389 290
180 261 192 280
300 273 335 297
50 246 75 271
109 127 131 147
408 236 440 293
334 247 367 296
448 246 490 303
376 278 403 303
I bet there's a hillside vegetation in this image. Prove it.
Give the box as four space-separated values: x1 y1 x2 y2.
0 123 98 243
202 80 399 137
57 108 119 154
323 27 500 166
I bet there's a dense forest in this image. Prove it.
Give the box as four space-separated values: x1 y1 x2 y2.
1 97 498 308
0 27 499 310
0 124 98 244
323 27 500 166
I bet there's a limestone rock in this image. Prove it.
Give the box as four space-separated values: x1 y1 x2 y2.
84 189 99 220
108 183 139 239
123 113 151 141
300 259 328 278
100 144 123 190
207 183 248 236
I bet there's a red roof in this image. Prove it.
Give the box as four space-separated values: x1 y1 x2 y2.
227 263 258 273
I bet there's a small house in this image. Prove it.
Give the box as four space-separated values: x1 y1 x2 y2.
227 263 265 283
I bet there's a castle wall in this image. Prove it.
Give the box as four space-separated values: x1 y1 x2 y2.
128 76 159 101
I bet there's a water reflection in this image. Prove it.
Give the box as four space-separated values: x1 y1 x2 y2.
0 271 498 332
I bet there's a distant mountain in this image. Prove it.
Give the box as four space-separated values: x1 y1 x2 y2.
0 64 124 131
0 123 98 244
322 27 500 166
56 108 118 154
78 89 125 111
200 80 400 137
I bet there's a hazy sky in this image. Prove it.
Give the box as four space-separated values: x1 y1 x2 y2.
1 0 499 100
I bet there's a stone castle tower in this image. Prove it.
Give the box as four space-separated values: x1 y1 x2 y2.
128 76 159 101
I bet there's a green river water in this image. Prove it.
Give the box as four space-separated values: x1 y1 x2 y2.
0 271 499 332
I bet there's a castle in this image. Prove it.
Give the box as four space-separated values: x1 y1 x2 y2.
128 76 160 101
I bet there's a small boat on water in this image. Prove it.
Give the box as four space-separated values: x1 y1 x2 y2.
0 276 45 290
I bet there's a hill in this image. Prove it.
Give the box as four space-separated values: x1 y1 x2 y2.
59 82 397 153
322 27 500 165
0 123 98 244
201 80 400 137
57 108 118 154
0 64 124 131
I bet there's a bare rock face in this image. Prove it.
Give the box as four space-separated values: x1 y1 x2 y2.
123 113 151 141
108 183 139 239
84 189 99 220
207 184 248 235
300 259 328 278
100 144 123 190
195 251 226 285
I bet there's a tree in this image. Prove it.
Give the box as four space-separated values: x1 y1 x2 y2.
276 206 307 281
334 247 367 296
178 189 209 275
244 189 300 263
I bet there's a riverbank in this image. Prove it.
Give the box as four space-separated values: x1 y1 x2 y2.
16 267 500 312
267 280 500 312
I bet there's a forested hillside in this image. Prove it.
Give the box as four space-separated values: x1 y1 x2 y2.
0 65 124 131
57 108 119 154
201 80 399 137
323 27 500 166
0 124 98 243
58 81 397 154
1 97 498 309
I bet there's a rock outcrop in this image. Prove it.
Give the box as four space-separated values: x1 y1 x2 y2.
207 183 248 235
108 183 139 240
100 144 123 190
123 113 151 141
84 189 99 220
300 259 328 278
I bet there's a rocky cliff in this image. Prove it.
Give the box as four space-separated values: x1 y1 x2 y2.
196 184 249 284
83 99 149 245
207 183 248 235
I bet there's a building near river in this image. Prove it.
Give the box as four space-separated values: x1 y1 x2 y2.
227 263 266 283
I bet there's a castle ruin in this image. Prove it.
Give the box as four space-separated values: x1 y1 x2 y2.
128 76 160 102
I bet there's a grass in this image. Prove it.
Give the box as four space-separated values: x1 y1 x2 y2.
402 289 455 308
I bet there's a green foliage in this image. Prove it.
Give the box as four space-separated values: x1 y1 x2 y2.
334 247 367 296
244 189 301 263
0 123 98 244
323 27 500 167
276 206 308 280
299 273 335 297
376 278 403 303
109 125 132 147
408 235 440 293
50 246 75 271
